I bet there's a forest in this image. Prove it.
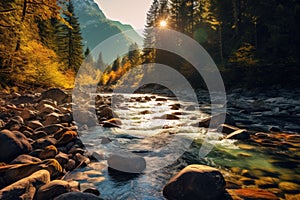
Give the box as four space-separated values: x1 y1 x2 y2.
1 0 299 90
102 0 300 89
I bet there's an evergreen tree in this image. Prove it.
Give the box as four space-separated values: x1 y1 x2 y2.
128 43 140 65
96 52 105 70
57 0 84 72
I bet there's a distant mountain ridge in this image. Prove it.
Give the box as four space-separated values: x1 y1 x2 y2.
73 0 142 65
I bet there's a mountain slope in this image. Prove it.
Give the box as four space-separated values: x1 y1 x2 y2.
73 0 142 66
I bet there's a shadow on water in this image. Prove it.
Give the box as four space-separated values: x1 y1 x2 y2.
107 167 141 184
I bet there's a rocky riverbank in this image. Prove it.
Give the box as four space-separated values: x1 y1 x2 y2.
0 87 299 199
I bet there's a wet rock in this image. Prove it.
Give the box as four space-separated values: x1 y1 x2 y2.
240 177 255 185
21 109 36 120
10 154 41 164
170 103 180 110
4 116 24 131
229 188 278 200
38 105 60 119
54 191 102 200
56 131 77 146
193 113 236 128
100 137 112 144
285 194 300 200
74 153 90 167
0 159 62 188
83 188 101 196
217 124 240 134
106 118 122 125
39 145 58 159
225 129 250 140
40 88 70 105
44 113 61 126
42 124 65 135
279 181 300 194
36 180 72 200
156 98 167 101
0 129 32 163
107 153 146 173
32 137 56 149
101 121 121 128
139 110 151 115
0 170 50 200
60 113 73 123
73 110 98 127
68 148 85 155
98 107 118 120
269 126 281 132
155 114 180 120
255 177 279 189
55 152 69 167
27 120 44 130
30 130 47 140
66 159 76 171
163 164 226 200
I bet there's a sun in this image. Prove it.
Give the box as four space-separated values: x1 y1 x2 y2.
159 20 167 27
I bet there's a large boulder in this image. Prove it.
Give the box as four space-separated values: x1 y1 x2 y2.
163 164 226 200
107 153 146 173
40 88 70 105
54 191 102 200
0 129 32 163
0 170 50 200
10 154 41 164
0 159 62 189
35 180 75 200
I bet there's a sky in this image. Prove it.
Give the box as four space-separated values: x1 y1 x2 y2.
95 0 153 31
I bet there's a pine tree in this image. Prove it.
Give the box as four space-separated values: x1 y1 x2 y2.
96 52 105 71
57 0 84 72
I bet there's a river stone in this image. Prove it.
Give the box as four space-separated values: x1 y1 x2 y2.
83 188 101 196
55 152 69 166
99 107 118 120
21 109 36 120
4 116 24 131
230 188 278 200
10 154 41 164
107 153 146 173
42 124 65 135
73 110 98 127
56 131 77 146
279 181 300 193
0 129 32 163
0 159 62 188
54 191 102 200
30 130 47 140
163 164 226 200
0 169 50 200
44 113 61 126
27 120 44 130
40 88 70 105
156 114 180 120
193 113 236 128
39 145 58 159
225 129 250 140
36 180 72 200
32 137 57 149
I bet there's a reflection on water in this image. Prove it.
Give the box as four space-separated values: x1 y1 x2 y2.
67 93 300 199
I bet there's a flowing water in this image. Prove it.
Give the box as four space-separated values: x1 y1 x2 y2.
66 93 300 199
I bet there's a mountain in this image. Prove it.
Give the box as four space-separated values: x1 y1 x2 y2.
72 0 143 67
